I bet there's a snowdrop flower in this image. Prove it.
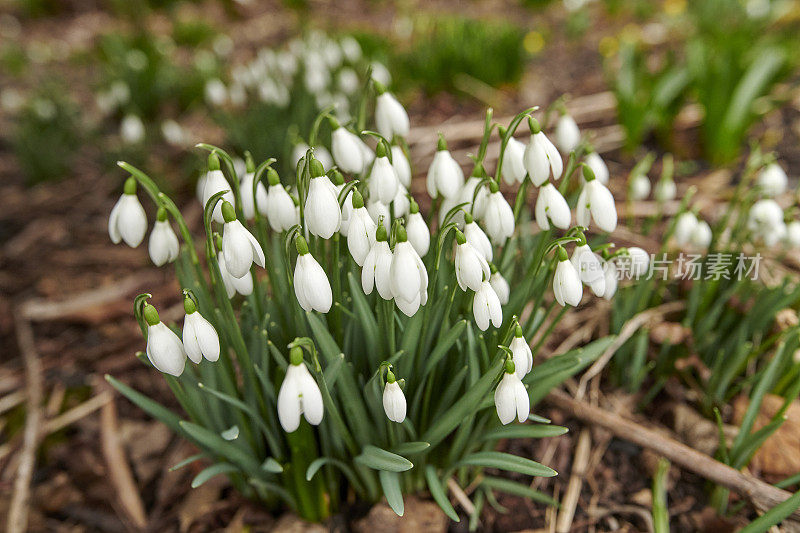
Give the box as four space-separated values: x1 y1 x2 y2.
602 260 618 301
392 183 411 219
490 266 510 305
473 280 502 331
494 360 529 425
406 199 430 257
785 221 800 248
629 173 651 201
331 120 366 174
382 370 406 423
368 143 399 204
220 201 265 278
570 243 606 297
371 61 392 87
109 177 147 248
362 223 394 300
690 221 712 249
182 297 220 364
554 113 581 153
240 155 268 220
340 36 362 62
143 303 186 377
535 182 570 230
392 145 412 188
263 169 299 232
304 160 342 239
202 153 235 224
293 236 333 313
374 83 410 139
482 181 515 246
501 135 527 185
391 226 428 317
148 207 179 266
204 78 227 106
625 247 650 278
218 250 254 298
278 347 324 432
337 68 360 95
510 326 533 379
458 174 489 221
347 191 377 266
367 200 390 227
673 212 698 246
464 212 493 262
585 150 609 185
757 162 788 197
553 247 582 307
426 135 464 199
292 143 333 170
523 118 563 186
454 229 490 292
748 199 785 245
120 114 145 144
654 178 677 202
576 166 618 233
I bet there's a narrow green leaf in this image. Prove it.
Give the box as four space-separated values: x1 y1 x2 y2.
738 489 800 533
305 457 366 496
425 466 460 522
393 441 431 456
423 320 468 374
261 457 283 473
379 471 405 516
347 272 380 355
169 453 205 472
105 375 184 434
191 462 239 488
458 451 557 477
482 424 568 441
355 445 413 472
480 476 558 506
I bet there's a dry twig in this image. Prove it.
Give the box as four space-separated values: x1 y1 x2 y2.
556 428 592 533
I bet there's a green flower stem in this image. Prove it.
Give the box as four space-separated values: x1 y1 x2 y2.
476 108 495 164
495 106 537 184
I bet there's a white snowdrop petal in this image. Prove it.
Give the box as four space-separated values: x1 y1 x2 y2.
146 323 186 377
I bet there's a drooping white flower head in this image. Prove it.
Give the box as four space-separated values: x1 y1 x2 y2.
654 178 677 203
202 153 235 224
482 181 515 246
263 168 300 232
220 201 265 279
367 199 390 227
218 250 254 298
501 136 527 185
523 118 563 186
494 361 530 425
406 200 430 258
346 191 377 266
457 175 490 223
109 177 148 248
392 183 411 219
278 347 324 433
576 167 618 233
463 212 493 262
584 150 609 185
120 114 145 144
367 143 399 204
510 326 533 379
304 159 342 239
362 222 394 300
143 303 186 377
390 226 428 317
554 113 581 153
427 135 464 199
382 371 406 423
624 247 650 279
785 220 800 248
293 236 333 313
375 85 410 139
473 280 502 331
535 182 571 230
673 211 698 247
553 247 583 307
391 145 412 189
629 173 651 201
748 199 786 246
602 260 618 301
570 243 606 297
490 268 510 305
690 220 712 249
240 156 269 220
182 297 220 364
454 229 491 292
331 123 366 174
757 162 788 197
148 208 179 266
293 143 333 170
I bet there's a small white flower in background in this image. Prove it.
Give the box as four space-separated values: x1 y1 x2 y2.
757 162 788 197
585 150 609 185
362 223 394 300
490 267 510 305
204 78 228 106
554 112 581 153
202 153 235 224
391 225 428 317
576 166 618 233
371 61 392 87
625 247 650 278
293 236 333 313
427 135 464 199
553 246 583 307
143 303 186 377
292 143 333 170
392 145 412 189
501 136 527 185
602 260 618 301
161 119 188 146
494 360 530 425
347 191 377 266
406 199 430 257
464 213 493 262
629 173 651 201
340 36 362 62
571 243 606 297
458 175 489 222
374 83 410 139
263 169 299 232
535 182 571 230
654 178 677 202
337 68 360 95
748 199 786 246
473 280 503 331
240 156 269 220
482 181 515 246
392 184 411 219
785 221 800 248
454 229 490 292
218 250 254 298
368 142 399 204
367 199 390 227
331 121 366 174
109 177 148 248
220 201 265 278
382 370 406 423
278 347 324 432
524 118 563 186
673 212 698 247
690 220 712 249
304 160 342 239
182 297 220 364
120 114 145 144
510 326 533 379
148 207 179 267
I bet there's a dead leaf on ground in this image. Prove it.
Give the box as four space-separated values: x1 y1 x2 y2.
352 497 448 533
733 393 800 480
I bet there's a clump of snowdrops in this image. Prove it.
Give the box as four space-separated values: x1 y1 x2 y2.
106 87 638 522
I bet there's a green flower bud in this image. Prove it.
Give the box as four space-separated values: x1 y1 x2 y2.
396 224 407 243
310 158 325 177
124 177 137 195
183 296 197 315
221 201 236 223
582 164 596 182
245 151 255 173
464 212 474 224
289 346 304 366
489 180 500 194
375 140 388 158
409 197 419 214
208 152 221 171
329 169 345 186
295 235 309 255
156 206 168 222
504 358 516 374
514 324 523 338
373 79 387 95
386 369 396 383
455 229 467 245
352 189 365 209
143 303 160 326
437 133 447 152
376 222 388 242
267 168 280 186
556 245 568 262
471 161 485 178
528 117 541 134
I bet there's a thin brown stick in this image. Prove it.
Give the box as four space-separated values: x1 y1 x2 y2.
547 389 800 523
556 428 592 533
447 478 476 516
